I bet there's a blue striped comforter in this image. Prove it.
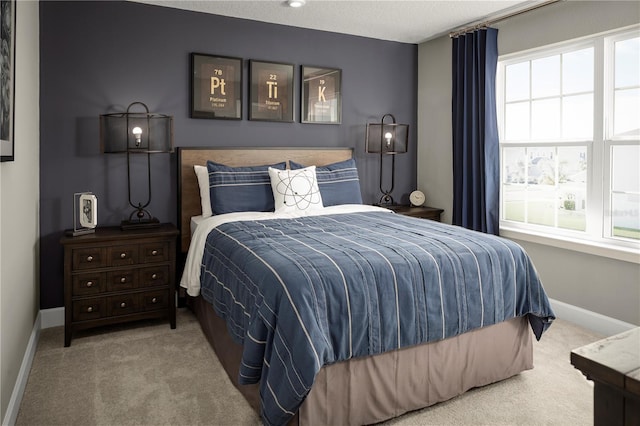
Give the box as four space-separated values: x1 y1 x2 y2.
197 211 554 425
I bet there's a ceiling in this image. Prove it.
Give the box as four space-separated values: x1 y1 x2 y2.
131 0 538 44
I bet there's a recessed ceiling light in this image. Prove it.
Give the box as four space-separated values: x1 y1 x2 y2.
287 0 306 8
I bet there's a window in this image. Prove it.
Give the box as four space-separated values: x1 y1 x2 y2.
498 26 640 254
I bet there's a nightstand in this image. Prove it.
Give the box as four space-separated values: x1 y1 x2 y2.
387 205 444 221
60 223 179 346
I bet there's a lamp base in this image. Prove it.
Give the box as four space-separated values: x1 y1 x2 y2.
120 217 160 231
377 193 395 206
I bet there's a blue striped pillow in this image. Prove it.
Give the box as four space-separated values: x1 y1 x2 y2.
207 160 286 214
290 158 363 206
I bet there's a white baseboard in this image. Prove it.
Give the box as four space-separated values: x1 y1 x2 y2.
549 298 637 337
3 307 63 425
40 307 64 329
2 312 41 426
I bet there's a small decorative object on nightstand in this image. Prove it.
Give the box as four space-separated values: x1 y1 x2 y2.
388 205 444 222
409 190 426 207
61 223 179 346
68 192 98 236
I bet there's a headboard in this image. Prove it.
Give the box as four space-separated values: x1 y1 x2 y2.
177 147 354 253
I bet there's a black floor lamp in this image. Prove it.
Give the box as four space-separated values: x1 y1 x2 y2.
365 114 409 206
100 102 174 229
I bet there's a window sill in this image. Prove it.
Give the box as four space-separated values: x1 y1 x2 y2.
500 226 640 264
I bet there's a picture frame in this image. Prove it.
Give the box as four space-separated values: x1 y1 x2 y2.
249 60 294 122
69 192 97 237
1 0 16 161
190 53 242 120
301 66 342 124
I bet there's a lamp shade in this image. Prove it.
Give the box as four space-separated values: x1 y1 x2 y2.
365 114 409 155
100 102 173 154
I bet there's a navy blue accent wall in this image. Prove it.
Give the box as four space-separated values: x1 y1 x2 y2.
39 1 418 309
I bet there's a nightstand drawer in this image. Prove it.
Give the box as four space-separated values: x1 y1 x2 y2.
141 290 169 311
73 298 106 321
108 245 138 267
402 210 441 221
107 294 140 316
140 242 170 263
106 270 138 291
388 205 444 222
72 273 106 296
139 265 170 288
72 248 107 270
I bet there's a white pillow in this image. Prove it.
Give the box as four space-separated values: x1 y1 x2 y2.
268 166 323 213
194 165 213 218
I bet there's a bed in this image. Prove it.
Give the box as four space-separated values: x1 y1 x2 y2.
177 147 555 426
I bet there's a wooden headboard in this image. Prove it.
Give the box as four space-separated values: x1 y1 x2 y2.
177 147 354 252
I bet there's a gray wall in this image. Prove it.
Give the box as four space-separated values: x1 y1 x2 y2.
417 1 640 325
39 1 417 309
1 1 40 422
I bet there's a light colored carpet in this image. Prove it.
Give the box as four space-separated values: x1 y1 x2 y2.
16 308 601 426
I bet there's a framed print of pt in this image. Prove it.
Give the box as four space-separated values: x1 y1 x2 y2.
1 0 16 161
301 66 341 124
249 60 294 122
190 53 242 120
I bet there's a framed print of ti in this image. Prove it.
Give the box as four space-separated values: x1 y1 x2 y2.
249 60 294 122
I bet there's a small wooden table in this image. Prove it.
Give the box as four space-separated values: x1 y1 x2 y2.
571 327 640 425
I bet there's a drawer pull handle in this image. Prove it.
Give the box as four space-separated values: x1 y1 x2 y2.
120 253 127 259
151 297 157 303
120 277 127 283
87 306 93 313
86 281 93 287
151 273 158 280
120 302 126 308
86 255 93 262
151 250 158 256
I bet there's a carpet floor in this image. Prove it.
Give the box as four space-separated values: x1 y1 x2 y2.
15 308 601 426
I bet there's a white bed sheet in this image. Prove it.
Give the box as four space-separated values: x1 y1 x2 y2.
180 204 392 297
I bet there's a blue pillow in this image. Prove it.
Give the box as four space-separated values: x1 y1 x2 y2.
207 160 286 214
290 158 363 206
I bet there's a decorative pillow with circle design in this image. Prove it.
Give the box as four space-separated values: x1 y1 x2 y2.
268 166 324 213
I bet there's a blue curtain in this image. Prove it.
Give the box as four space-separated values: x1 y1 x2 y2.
452 28 500 235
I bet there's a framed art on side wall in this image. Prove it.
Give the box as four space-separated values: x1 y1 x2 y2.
249 60 294 122
190 53 242 120
301 66 341 124
1 0 16 161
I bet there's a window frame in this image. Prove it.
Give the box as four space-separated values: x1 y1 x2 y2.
497 25 640 263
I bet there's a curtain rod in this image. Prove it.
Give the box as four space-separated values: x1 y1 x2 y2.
449 0 561 38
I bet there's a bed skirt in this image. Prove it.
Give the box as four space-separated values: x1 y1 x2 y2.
188 295 533 425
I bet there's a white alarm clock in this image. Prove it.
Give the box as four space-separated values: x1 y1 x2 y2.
409 190 425 207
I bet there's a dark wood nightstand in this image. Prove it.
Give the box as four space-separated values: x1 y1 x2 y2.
387 205 444 222
60 223 179 346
